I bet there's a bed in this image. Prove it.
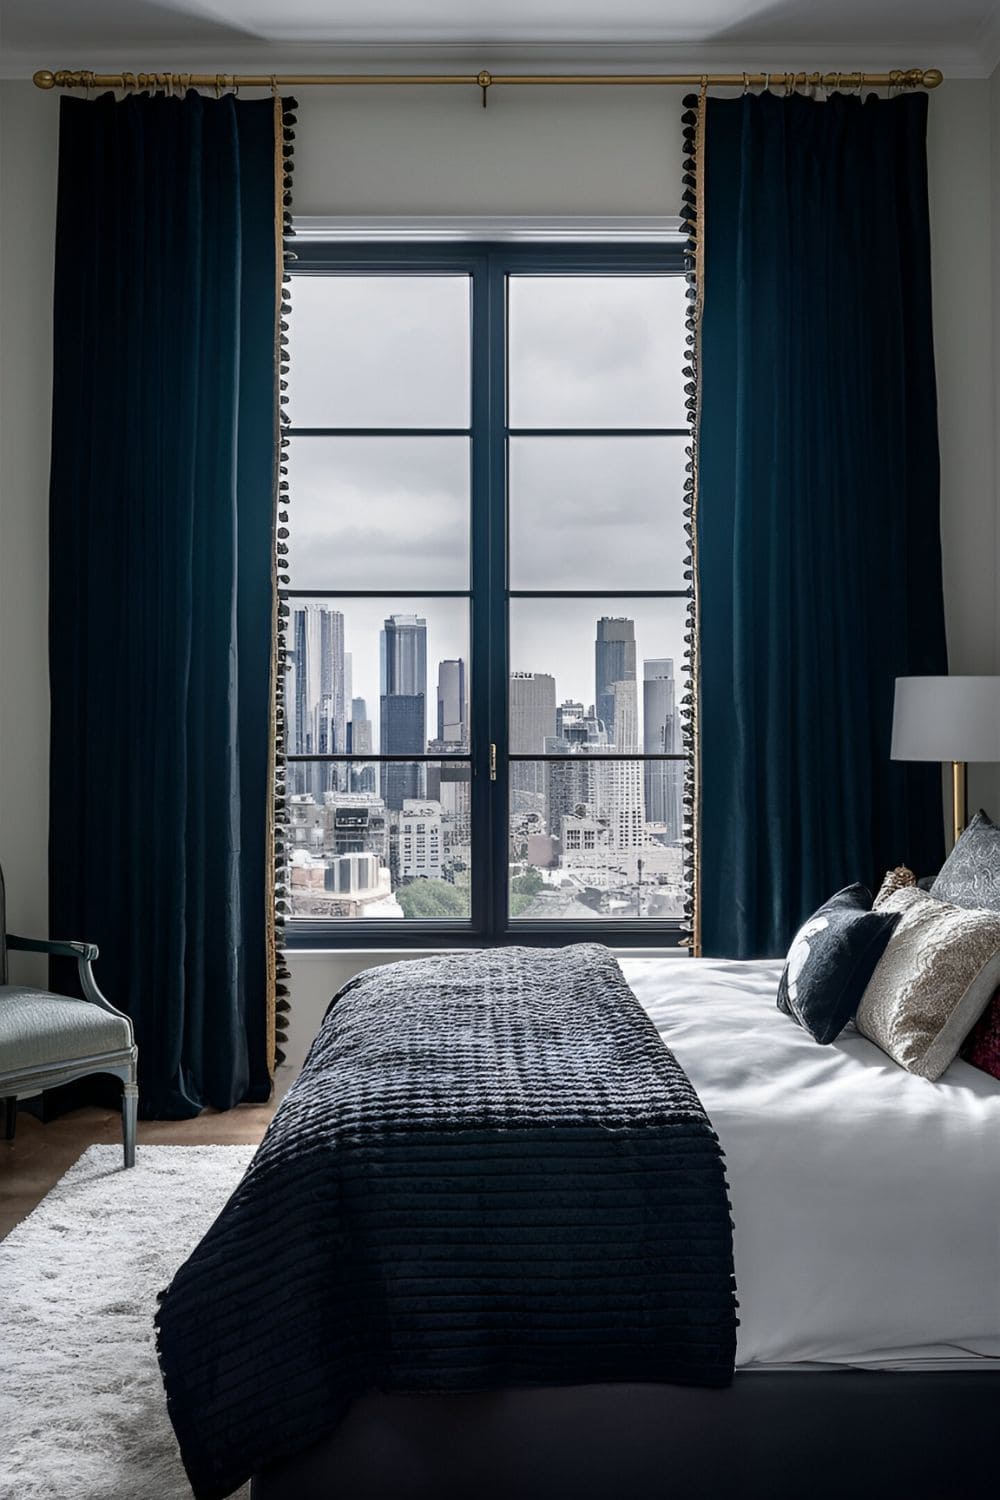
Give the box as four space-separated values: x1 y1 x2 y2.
164 951 1000 1498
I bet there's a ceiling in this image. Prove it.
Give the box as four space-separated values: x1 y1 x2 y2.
3 0 999 77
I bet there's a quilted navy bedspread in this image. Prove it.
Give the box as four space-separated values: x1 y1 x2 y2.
155 944 737 1499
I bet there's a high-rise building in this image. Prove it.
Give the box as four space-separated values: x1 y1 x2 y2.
643 658 683 841
437 659 467 744
556 700 585 738
393 800 444 882
510 671 556 810
380 694 425 810
347 695 376 794
609 679 639 752
595 617 636 746
380 615 428 808
544 712 606 834
382 614 427 700
599 758 646 850
289 603 347 797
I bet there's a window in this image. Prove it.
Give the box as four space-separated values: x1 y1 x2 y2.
283 242 690 947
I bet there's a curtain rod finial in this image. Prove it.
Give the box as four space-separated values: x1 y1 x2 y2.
922 68 944 88
33 70 56 89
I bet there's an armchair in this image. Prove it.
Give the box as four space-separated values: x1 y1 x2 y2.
0 866 138 1168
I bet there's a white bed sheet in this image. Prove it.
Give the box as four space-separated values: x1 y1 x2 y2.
620 956 1000 1372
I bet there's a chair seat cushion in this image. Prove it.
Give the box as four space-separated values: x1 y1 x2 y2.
0 986 131 1075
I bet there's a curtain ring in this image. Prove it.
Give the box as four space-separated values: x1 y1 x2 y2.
742 72 749 94
270 75 279 98
764 72 771 93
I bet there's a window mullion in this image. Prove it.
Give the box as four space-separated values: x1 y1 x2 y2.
468 253 495 938
487 251 510 940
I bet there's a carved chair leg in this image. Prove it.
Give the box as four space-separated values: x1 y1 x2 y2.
122 1081 138 1169
3 1096 15 1141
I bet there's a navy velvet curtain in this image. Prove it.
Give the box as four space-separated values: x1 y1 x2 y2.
48 93 280 1116
697 92 947 959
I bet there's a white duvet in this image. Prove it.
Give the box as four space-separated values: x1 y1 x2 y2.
620 956 1000 1372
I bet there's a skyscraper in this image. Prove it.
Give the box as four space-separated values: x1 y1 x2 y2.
289 603 347 797
510 671 556 810
437 659 467 744
595 618 636 746
380 614 428 808
347 695 376 794
382 614 427 700
380 695 425 809
643 658 683 841
609 679 639 753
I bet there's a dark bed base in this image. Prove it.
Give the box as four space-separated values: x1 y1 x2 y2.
251 1371 998 1499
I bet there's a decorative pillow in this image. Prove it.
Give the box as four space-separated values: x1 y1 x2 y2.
874 867 916 907
930 810 1000 912
961 990 1000 1081
776 886 901 1045
856 887 1000 1079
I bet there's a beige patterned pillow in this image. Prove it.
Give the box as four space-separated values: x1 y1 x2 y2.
856 887 1000 1079
873 867 916 907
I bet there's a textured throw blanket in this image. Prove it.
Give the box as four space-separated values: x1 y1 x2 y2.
156 945 737 1499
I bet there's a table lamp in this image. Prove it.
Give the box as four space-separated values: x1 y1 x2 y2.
891 676 1000 845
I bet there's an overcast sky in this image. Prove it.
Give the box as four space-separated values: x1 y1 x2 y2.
286 271 690 749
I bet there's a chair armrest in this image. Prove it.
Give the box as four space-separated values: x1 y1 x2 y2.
7 934 100 962
5 933 133 1042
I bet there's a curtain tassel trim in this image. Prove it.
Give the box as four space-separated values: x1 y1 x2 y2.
268 95 298 1071
680 89 706 957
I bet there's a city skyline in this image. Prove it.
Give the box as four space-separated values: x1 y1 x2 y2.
286 602 686 921
285 596 687 750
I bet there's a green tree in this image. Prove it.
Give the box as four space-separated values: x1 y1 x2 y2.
395 879 470 920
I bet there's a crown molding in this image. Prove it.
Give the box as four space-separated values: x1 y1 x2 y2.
2 38 994 82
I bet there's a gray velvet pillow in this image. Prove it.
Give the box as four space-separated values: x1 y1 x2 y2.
856 886 1000 1079
931 810 1000 912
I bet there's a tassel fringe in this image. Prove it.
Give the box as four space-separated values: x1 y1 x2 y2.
268 95 298 1072
679 89 705 956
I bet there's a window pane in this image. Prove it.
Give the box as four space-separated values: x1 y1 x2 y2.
287 275 471 428
509 760 686 922
509 596 688 760
508 276 688 430
286 437 470 590
286 761 471 921
284 597 470 771
509 436 688 591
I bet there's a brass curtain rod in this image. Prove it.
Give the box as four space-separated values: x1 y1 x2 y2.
34 67 944 99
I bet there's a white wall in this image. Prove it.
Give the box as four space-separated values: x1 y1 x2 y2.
927 78 999 819
0 73 997 1051
0 82 57 985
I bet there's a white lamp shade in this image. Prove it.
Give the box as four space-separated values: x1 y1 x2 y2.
891 676 1000 763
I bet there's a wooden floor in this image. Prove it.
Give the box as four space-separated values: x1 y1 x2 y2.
0 1099 276 1240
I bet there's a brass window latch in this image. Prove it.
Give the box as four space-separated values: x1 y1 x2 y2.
489 743 497 781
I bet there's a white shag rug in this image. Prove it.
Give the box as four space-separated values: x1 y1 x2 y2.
0 1144 256 1500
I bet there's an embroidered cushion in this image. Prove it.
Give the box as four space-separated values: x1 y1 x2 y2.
930 810 1000 912
776 885 900 1045
856 887 1000 1079
874 866 916 906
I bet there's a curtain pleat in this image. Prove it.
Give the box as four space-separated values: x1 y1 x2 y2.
697 92 947 958
48 92 282 1117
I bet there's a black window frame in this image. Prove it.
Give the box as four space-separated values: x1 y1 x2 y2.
284 240 690 950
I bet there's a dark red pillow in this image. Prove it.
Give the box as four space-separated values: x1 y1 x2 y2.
962 989 1000 1080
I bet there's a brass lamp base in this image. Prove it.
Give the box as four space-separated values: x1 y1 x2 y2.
951 760 967 847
